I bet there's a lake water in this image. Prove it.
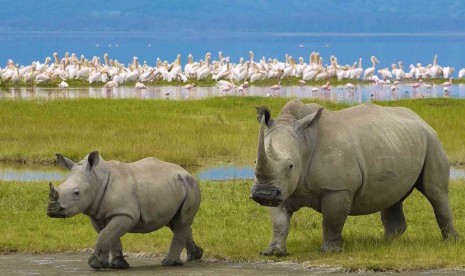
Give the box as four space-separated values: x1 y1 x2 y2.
1 83 465 103
1 164 464 182
1 32 465 71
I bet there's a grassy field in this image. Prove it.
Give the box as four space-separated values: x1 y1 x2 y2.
0 97 347 166
1 179 464 270
0 97 465 166
2 97 465 270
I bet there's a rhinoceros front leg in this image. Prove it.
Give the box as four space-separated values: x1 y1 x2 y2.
261 206 293 257
109 239 130 269
320 191 352 252
88 215 135 270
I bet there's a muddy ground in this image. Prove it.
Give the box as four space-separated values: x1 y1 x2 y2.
1 252 465 275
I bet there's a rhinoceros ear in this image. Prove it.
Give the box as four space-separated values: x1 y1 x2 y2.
256 106 273 127
56 154 76 170
87 151 100 170
295 107 324 130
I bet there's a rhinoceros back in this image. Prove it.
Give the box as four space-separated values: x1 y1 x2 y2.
311 104 441 215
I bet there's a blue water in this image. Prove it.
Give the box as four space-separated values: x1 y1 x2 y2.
1 32 465 70
1 165 464 182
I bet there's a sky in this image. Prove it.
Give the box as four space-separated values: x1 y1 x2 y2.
1 0 464 34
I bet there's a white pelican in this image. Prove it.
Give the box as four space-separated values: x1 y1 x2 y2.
103 80 119 89
458 68 465 79
410 79 422 89
269 81 281 91
58 81 69 88
363 56 379 80
321 81 330 91
345 82 355 91
441 78 453 87
183 83 196 90
196 53 211 80
135 82 146 89
350 58 363 80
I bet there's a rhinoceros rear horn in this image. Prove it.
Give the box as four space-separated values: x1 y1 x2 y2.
49 182 59 201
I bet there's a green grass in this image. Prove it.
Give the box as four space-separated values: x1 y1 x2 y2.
1 180 465 270
1 97 465 166
0 97 349 166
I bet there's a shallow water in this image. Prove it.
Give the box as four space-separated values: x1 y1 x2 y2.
1 83 465 103
1 164 464 183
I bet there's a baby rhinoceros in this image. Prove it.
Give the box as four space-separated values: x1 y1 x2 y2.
47 151 203 269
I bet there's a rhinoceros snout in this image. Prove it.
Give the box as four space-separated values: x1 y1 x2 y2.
250 183 283 207
47 201 67 218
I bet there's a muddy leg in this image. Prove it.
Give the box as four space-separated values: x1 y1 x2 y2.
381 201 407 239
261 206 293 257
88 216 135 269
185 226 203 262
109 238 129 269
163 219 187 266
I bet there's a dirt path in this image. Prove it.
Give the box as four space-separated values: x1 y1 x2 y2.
0 253 464 275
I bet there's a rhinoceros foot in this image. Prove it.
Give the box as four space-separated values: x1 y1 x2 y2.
110 256 130 269
88 253 110 269
260 245 288 257
321 243 342 253
162 258 183 266
187 245 203 261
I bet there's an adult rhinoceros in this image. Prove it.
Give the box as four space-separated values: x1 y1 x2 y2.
47 151 203 269
250 99 459 255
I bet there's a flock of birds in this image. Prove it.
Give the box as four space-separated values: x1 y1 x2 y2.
0 51 463 96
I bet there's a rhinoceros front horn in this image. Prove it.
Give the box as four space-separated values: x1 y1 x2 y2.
49 182 59 201
255 116 273 179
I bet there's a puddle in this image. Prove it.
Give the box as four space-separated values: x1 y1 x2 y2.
197 166 254 181
0 164 464 182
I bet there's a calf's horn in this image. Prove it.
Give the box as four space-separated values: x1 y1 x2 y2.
49 182 59 201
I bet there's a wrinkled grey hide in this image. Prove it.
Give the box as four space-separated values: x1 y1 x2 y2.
47 151 202 269
250 99 459 255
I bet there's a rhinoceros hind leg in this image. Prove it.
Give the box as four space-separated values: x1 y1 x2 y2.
416 142 460 240
186 244 203 261
186 226 203 261
110 255 130 269
381 201 407 239
88 253 110 269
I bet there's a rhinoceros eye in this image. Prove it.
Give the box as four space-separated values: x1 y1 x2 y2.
73 188 80 199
